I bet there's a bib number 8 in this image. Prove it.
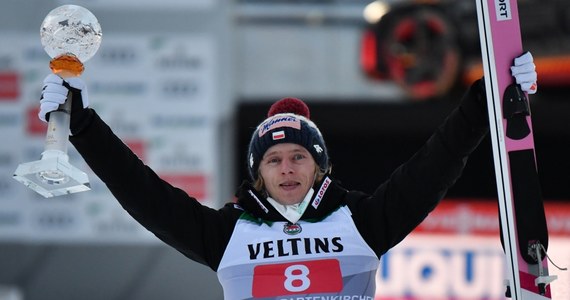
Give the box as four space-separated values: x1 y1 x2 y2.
252 259 342 297
284 264 310 292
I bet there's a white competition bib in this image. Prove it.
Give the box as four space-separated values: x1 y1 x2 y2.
217 206 379 300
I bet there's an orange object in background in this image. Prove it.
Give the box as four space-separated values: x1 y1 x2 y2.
463 55 570 87
362 1 570 100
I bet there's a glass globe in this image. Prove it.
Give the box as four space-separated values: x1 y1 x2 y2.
40 4 102 62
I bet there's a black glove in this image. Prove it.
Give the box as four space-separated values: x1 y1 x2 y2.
459 78 489 130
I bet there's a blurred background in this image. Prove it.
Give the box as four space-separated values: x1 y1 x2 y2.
1 0 569 299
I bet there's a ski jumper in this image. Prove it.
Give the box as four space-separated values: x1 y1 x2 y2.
69 80 489 299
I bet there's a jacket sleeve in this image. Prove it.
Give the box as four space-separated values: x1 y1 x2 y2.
347 79 489 257
69 111 240 271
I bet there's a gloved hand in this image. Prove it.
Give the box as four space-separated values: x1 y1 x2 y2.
39 74 93 135
461 52 538 130
511 51 537 94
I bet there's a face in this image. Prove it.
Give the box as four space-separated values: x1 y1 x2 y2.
258 143 317 205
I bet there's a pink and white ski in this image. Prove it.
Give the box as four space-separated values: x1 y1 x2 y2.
475 0 557 299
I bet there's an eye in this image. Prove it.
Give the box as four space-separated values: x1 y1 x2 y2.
292 153 306 161
266 157 280 164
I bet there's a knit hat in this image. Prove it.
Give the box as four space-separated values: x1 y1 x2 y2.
247 97 329 181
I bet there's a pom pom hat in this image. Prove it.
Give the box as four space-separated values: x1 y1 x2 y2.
247 97 329 180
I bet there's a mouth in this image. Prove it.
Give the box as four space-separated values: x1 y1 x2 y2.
279 181 300 190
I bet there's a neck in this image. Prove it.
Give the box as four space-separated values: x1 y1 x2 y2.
267 189 314 223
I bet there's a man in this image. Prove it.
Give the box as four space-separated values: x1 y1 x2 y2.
38 53 537 299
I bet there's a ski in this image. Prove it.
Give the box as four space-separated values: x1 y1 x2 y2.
475 0 556 299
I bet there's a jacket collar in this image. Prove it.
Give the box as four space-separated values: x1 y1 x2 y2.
235 175 347 222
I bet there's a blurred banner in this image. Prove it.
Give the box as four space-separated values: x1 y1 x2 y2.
375 200 570 300
0 33 218 243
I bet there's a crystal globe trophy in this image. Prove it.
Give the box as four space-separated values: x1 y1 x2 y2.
13 4 102 197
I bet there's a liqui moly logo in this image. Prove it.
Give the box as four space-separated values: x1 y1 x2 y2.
494 0 512 21
312 177 331 209
258 116 300 137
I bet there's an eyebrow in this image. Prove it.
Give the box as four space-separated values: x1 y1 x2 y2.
263 147 308 159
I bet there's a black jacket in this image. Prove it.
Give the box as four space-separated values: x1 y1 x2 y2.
70 80 488 272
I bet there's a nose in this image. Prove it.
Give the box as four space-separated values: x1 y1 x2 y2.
280 159 294 174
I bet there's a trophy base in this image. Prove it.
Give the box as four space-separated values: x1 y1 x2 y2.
13 154 90 198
